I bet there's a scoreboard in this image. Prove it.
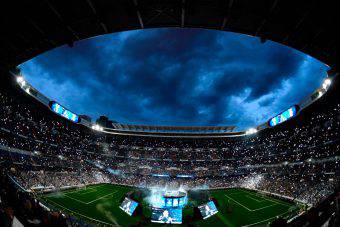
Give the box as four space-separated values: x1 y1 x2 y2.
49 101 79 123
268 105 298 127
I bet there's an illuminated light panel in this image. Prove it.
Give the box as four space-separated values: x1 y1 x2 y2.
322 78 332 90
91 124 103 131
176 174 194 178
50 102 79 123
246 128 258 135
16 76 24 83
152 173 170 177
268 106 298 127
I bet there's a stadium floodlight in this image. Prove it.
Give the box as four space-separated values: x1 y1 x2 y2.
16 76 24 83
92 124 104 131
16 76 26 87
322 78 332 90
25 87 30 94
246 128 258 135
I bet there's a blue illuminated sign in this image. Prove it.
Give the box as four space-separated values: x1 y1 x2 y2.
50 102 79 123
152 173 170 178
268 106 298 127
176 174 194 178
107 168 121 175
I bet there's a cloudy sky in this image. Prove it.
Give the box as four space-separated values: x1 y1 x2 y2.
20 28 327 130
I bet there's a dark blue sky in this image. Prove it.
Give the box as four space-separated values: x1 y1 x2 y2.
20 28 327 130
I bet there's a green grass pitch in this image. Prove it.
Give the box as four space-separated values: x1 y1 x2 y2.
38 184 300 226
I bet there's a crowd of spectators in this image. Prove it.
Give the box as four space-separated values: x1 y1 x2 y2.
11 169 110 191
0 168 69 227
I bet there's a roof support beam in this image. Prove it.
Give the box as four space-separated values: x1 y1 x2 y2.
44 0 80 43
28 19 57 47
255 0 279 37
133 0 144 29
301 28 323 51
181 0 186 28
85 0 108 33
283 11 309 42
221 0 234 30
283 3 316 43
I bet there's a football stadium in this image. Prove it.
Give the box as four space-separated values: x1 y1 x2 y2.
0 1 339 227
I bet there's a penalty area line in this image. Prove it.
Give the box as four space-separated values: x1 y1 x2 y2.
64 188 96 195
43 197 118 226
243 190 292 207
246 195 264 203
86 191 118 204
225 195 252 211
242 209 294 227
58 184 105 195
64 194 88 204
225 194 280 212
251 203 277 211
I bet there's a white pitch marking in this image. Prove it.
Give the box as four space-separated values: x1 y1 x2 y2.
242 209 293 227
224 195 252 211
44 197 119 226
64 188 95 195
63 184 104 195
246 195 264 203
80 190 98 195
225 193 281 212
243 190 291 207
251 203 277 211
265 197 292 207
86 191 118 204
64 194 88 204
228 192 243 196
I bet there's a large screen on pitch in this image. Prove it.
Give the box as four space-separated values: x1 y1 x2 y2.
198 201 218 219
268 105 298 127
151 207 182 224
119 197 138 216
50 102 79 123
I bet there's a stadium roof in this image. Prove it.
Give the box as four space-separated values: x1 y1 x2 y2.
104 125 242 138
0 0 339 73
111 123 236 133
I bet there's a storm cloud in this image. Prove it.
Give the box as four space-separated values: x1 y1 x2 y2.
20 28 328 130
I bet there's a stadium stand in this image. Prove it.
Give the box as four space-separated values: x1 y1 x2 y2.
0 73 339 226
